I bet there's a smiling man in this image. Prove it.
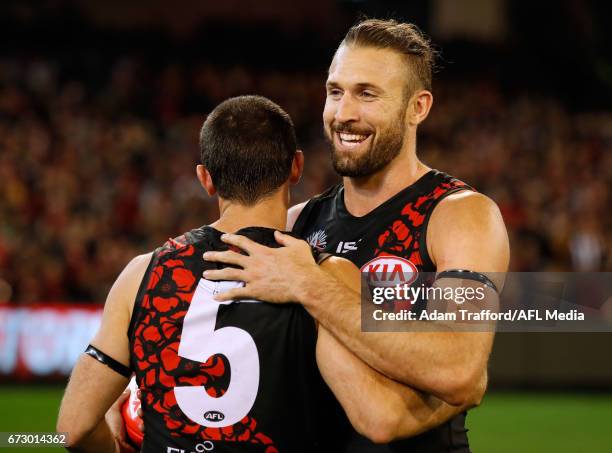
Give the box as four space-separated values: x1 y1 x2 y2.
59 95 486 453
325 48 411 179
203 19 510 452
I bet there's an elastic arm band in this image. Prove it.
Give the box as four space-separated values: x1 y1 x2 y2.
436 269 499 294
84 344 132 378
310 247 333 265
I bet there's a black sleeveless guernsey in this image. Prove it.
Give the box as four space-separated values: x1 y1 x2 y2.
293 169 474 453
128 226 348 453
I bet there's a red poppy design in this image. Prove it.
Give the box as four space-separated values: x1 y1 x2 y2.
131 237 277 449
374 179 468 266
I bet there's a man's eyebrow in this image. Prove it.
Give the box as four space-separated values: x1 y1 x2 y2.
325 81 383 92
354 82 383 92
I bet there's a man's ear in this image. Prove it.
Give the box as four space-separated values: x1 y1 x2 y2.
406 89 433 126
196 164 216 196
289 150 304 185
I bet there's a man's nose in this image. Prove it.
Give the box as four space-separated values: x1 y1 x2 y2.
335 94 359 124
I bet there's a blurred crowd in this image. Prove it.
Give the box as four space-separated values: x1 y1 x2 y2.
1 57 611 303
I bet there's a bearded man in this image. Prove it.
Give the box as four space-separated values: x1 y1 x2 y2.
204 19 510 452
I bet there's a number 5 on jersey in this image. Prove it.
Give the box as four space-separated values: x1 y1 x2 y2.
175 279 260 428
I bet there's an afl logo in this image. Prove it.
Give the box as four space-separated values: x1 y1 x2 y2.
360 255 418 286
204 411 225 422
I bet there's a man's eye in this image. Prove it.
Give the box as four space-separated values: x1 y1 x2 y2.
361 91 376 99
328 89 342 97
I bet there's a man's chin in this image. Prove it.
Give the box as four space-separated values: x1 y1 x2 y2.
332 149 396 178
332 156 369 178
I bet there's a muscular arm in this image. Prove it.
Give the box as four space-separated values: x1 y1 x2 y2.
204 192 508 405
316 257 485 443
57 253 151 451
306 193 507 404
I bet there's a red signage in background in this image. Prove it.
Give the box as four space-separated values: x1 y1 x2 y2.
0 304 103 381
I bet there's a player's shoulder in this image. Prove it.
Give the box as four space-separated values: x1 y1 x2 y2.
289 184 342 232
125 252 154 273
118 252 154 288
157 226 214 255
428 169 472 190
105 252 154 314
304 184 343 207
434 190 502 224
429 190 509 271
316 183 343 200
287 201 309 231
413 169 473 209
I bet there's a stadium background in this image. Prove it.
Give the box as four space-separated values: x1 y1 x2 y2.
1 0 611 451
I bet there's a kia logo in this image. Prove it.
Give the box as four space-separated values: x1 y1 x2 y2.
360 255 418 286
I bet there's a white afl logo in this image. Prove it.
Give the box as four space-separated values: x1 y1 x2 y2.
360 255 418 286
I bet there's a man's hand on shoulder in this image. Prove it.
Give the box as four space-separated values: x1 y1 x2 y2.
201 231 326 303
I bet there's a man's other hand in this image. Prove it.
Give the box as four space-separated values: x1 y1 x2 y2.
105 389 140 453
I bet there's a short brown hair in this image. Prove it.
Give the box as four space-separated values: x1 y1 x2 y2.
341 18 435 96
199 95 296 205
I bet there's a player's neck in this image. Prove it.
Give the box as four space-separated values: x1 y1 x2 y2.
211 193 288 233
343 148 430 217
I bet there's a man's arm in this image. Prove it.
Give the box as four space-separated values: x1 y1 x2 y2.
57 253 151 452
201 192 508 405
316 257 486 443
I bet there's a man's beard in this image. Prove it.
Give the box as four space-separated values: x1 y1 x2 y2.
325 114 405 178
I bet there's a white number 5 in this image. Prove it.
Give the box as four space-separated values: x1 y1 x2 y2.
175 279 260 427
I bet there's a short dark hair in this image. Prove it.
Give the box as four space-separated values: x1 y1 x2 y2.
341 18 434 96
199 95 296 205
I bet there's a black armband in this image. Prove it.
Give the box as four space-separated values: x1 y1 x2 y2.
436 269 499 293
310 247 333 265
84 344 132 378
